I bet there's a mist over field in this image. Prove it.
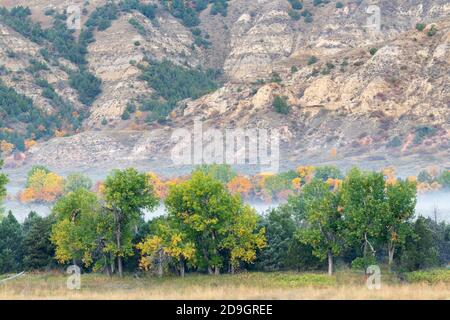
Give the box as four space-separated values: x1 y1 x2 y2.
5 190 450 223
415 191 450 222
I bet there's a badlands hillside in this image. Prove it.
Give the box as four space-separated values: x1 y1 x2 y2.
0 0 449 175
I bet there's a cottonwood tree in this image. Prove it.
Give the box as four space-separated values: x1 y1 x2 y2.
341 168 387 267
51 188 113 273
20 167 64 203
164 171 265 275
103 168 158 277
295 179 344 275
63 173 93 194
384 179 417 266
138 218 196 277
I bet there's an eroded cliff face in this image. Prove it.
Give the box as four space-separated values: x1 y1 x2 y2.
1 0 449 172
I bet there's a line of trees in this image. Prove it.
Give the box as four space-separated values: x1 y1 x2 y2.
0 163 449 277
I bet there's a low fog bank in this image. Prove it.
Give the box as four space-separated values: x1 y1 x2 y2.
415 191 450 223
5 191 450 223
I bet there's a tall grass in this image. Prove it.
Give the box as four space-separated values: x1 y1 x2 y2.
0 271 449 300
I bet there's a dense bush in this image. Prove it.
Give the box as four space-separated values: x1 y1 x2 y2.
69 70 102 106
308 56 318 65
288 0 303 10
210 0 229 16
415 23 426 32
139 60 220 121
413 126 437 145
257 208 323 271
405 269 450 284
288 9 301 21
396 217 440 272
387 136 402 148
272 96 290 114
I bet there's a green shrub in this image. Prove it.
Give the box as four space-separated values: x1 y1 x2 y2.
387 136 402 148
351 256 376 270
288 0 303 10
121 110 131 120
415 23 426 32
335 2 344 9
417 170 433 183
308 56 318 65
413 126 437 145
129 18 146 35
288 9 301 21
210 0 229 17
369 47 378 56
427 25 437 37
26 59 49 74
273 96 290 114
438 171 450 189
270 72 282 83
313 0 325 7
405 269 450 284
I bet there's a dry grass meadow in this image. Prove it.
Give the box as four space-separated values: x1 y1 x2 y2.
0 270 449 300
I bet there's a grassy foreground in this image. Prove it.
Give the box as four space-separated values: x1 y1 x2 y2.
0 270 449 300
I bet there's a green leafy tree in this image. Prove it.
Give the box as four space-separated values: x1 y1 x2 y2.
25 165 50 187
314 166 343 181
384 179 417 266
164 172 265 274
438 170 450 189
295 179 344 275
195 164 237 184
51 189 113 273
341 168 387 267
103 168 159 277
138 217 196 277
63 173 93 194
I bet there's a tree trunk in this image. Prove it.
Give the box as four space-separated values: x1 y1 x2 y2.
117 256 123 278
214 266 220 275
388 244 395 266
230 263 235 275
104 263 112 277
202 248 213 274
110 253 115 274
156 250 163 277
327 251 333 276
116 221 123 277
179 257 185 278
